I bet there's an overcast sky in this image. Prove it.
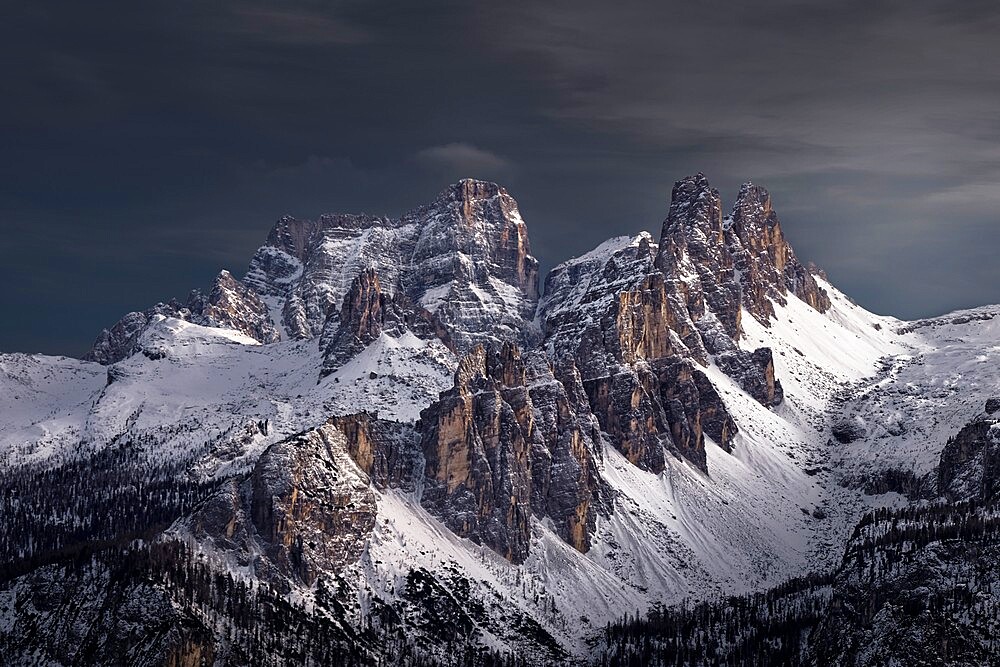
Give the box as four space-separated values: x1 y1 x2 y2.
3 0 1000 355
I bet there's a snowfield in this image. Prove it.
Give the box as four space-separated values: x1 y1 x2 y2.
4 212 1000 662
3 272 995 660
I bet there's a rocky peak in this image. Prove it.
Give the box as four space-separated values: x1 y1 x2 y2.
660 172 724 239
335 268 391 340
318 268 443 377
538 174 831 475
242 180 540 352
727 181 831 322
401 180 540 350
198 270 280 344
655 173 741 343
84 270 277 365
185 423 377 589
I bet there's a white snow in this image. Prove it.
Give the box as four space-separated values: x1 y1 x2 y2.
4 259 1000 659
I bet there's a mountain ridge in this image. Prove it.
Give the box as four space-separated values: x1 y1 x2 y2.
3 174 999 665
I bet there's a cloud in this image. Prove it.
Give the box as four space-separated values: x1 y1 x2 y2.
414 143 510 176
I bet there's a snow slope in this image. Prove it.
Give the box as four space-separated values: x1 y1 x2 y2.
4 252 999 661
0 315 454 476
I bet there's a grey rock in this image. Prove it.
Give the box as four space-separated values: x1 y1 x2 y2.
84 270 278 364
246 179 540 353
937 416 1000 502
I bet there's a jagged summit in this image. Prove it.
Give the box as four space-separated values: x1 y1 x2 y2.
14 171 1000 666
85 175 829 368
82 173 831 487
88 180 541 364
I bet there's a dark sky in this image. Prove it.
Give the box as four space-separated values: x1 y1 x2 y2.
3 1 1000 356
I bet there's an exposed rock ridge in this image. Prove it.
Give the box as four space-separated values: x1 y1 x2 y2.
245 179 540 353
726 181 831 322
655 172 742 344
85 270 278 365
193 270 281 345
328 412 420 490
539 228 743 473
185 422 377 589
539 172 819 473
318 268 445 376
938 406 1000 503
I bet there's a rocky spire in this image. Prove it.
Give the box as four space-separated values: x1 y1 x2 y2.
198 270 280 344
727 181 831 322
318 268 441 377
655 172 742 342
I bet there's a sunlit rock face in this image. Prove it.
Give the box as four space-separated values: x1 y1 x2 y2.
538 173 832 473
186 423 377 589
418 343 606 562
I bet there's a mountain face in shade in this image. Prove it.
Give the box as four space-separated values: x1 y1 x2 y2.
5 175 1000 666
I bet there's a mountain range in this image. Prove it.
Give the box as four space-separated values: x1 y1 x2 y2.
2 174 999 666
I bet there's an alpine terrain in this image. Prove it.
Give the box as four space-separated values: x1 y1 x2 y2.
2 175 999 666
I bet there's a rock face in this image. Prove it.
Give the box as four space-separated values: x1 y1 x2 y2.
191 270 280 345
85 306 175 365
525 355 608 553
400 179 540 352
246 179 540 354
716 347 784 407
937 414 1000 502
249 425 377 586
727 182 831 322
418 343 605 561
537 173 828 474
418 345 533 563
187 423 377 588
77 175 824 566
318 268 437 376
655 172 743 345
85 270 278 364
539 234 722 473
329 412 420 490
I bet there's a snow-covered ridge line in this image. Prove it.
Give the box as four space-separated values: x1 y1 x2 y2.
4 174 1000 664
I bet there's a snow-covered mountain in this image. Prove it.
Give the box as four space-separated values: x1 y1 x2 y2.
2 176 998 666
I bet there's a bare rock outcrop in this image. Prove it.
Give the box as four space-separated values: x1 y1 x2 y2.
418 343 606 561
655 172 743 343
937 413 1000 503
329 411 420 490
536 173 835 475
418 344 534 562
245 179 540 353
185 423 377 589
190 270 280 345
727 182 831 321
318 268 417 375
85 270 278 364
